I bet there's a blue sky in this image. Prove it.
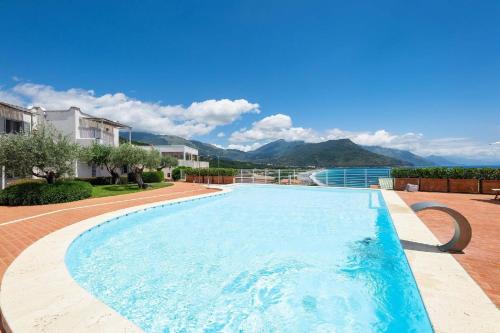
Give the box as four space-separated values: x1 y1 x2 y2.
0 1 499 160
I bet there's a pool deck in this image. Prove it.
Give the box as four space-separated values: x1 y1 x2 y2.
0 184 499 332
382 190 499 333
396 190 500 307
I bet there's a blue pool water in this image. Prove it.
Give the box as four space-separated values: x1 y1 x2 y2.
66 185 432 332
313 168 392 188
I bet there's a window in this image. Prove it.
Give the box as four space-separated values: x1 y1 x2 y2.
5 119 23 134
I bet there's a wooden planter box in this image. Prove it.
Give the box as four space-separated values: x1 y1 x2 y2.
448 179 479 193
185 175 204 183
419 178 448 192
394 178 419 191
481 180 500 194
210 176 235 184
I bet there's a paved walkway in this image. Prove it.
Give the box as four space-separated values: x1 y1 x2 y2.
0 182 217 282
397 191 500 307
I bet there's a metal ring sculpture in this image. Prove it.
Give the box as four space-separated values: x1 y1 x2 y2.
410 201 472 253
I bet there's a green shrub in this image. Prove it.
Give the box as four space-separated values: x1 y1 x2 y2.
185 168 237 177
0 180 93 206
391 167 500 180
415 167 449 179
391 168 419 178
172 166 192 180
142 171 164 183
76 177 113 185
447 167 476 179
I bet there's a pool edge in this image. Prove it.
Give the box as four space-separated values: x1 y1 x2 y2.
0 186 231 333
380 189 500 333
1 186 498 332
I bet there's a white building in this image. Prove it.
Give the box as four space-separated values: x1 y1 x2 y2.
41 106 132 178
143 145 209 179
153 145 209 169
0 102 38 134
1 102 41 188
1 101 209 184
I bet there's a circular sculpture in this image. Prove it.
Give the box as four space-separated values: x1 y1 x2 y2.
410 201 472 253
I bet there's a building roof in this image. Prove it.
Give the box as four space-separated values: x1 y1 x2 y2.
45 107 131 129
82 117 131 129
0 101 35 115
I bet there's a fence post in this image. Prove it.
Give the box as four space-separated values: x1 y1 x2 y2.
252 169 255 183
278 169 281 185
365 169 368 188
1 166 5 190
264 169 267 184
326 170 329 186
288 174 291 185
343 169 347 187
240 169 243 183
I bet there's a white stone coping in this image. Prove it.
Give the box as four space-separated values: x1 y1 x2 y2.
0 187 231 333
1 185 498 332
380 190 500 333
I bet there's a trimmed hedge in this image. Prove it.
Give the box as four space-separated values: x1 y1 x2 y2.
142 171 164 183
392 167 500 180
185 168 237 177
0 181 93 206
77 176 129 185
76 177 113 185
172 166 192 181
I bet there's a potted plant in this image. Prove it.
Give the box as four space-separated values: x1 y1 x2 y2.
391 168 419 190
478 168 500 194
415 167 448 192
448 168 479 194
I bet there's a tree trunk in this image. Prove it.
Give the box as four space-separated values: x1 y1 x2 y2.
134 168 145 189
47 172 56 184
110 170 120 184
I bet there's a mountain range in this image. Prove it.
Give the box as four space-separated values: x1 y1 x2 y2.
121 132 456 168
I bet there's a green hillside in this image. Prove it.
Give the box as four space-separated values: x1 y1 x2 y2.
121 132 408 167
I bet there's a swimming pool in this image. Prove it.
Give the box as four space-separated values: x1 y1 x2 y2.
66 185 433 332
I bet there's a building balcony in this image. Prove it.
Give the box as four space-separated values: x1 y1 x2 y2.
178 160 209 168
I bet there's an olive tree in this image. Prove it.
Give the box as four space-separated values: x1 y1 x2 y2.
157 155 178 171
81 143 121 184
0 124 80 184
111 144 161 188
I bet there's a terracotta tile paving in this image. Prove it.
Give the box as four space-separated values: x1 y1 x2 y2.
397 191 500 307
0 182 218 283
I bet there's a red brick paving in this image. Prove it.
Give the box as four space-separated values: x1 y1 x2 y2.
397 191 500 307
0 182 218 282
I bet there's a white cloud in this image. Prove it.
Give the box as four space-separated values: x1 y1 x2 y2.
229 114 499 159
227 142 264 152
1 83 260 138
230 114 319 143
217 132 225 138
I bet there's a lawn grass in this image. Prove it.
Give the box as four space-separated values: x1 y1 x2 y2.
91 182 172 198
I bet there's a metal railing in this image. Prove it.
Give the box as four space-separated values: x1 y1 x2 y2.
234 169 314 185
233 168 391 188
312 168 391 188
